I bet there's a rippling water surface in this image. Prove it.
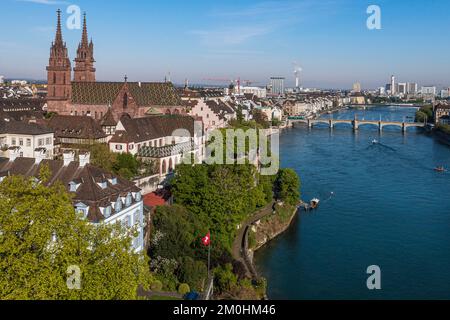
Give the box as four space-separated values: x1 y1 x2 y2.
254 106 450 299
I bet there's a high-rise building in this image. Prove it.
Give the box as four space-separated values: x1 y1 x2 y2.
407 83 418 94
398 83 407 95
390 75 396 95
0 75 4 84
270 77 285 96
378 87 386 95
440 88 449 99
352 82 361 93
421 86 437 96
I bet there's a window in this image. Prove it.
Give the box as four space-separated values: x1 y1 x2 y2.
104 206 111 218
115 144 123 151
26 139 31 147
38 139 44 146
11 138 16 146
135 192 141 202
115 199 122 212
125 194 132 207
133 210 140 226
19 139 23 146
46 137 51 145
123 93 128 109
129 144 134 150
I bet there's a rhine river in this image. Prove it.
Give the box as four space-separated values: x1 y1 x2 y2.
254 106 450 300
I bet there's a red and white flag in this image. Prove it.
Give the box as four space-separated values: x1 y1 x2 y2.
202 232 211 247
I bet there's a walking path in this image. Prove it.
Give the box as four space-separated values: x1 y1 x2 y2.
231 201 276 279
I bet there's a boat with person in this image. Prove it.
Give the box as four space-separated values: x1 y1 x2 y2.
434 166 446 172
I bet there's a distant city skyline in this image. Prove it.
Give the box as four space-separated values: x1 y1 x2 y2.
1 0 450 89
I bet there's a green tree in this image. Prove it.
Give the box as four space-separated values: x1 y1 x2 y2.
275 168 300 206
113 153 139 179
177 257 207 291
90 143 117 172
150 205 197 260
0 175 152 300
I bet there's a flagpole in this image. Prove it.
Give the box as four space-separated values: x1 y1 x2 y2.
207 240 211 278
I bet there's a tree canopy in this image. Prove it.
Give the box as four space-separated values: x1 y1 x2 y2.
0 175 152 300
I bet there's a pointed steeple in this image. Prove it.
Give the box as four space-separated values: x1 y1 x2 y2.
47 9 72 102
81 12 89 48
74 12 96 82
55 9 63 45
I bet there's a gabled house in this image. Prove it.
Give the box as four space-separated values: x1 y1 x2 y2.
0 151 145 252
109 114 205 176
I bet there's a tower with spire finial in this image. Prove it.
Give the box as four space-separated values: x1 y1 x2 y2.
73 13 96 82
47 9 72 101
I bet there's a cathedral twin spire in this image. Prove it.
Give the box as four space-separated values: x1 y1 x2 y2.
48 9 96 84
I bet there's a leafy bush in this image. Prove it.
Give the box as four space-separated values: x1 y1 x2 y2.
178 283 191 295
150 280 163 292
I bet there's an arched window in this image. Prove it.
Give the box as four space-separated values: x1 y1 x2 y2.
53 72 56 84
169 158 173 172
165 109 171 115
161 160 167 175
123 93 128 109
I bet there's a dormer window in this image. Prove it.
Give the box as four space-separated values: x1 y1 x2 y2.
75 203 88 218
108 177 118 186
134 192 142 202
103 206 112 219
125 194 132 207
115 198 122 212
97 181 107 189
69 181 81 192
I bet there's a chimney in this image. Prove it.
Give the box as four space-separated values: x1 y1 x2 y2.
8 147 21 162
63 151 75 167
34 148 47 164
78 152 90 167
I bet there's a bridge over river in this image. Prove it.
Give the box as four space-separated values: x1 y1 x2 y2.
289 116 426 133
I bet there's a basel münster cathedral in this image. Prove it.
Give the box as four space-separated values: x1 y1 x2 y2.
46 10 185 122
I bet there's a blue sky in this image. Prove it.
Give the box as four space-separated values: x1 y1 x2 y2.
1 0 449 89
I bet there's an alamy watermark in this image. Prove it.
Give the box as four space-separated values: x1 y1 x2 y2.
67 265 81 290
367 5 382 30
66 5 82 30
366 265 382 290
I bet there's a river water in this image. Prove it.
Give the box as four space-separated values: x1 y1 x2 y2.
254 106 450 300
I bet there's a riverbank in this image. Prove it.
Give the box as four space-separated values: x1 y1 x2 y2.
250 203 299 253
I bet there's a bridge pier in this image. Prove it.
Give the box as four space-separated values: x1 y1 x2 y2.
308 119 312 128
329 119 334 129
378 121 383 132
352 120 359 131
402 122 406 134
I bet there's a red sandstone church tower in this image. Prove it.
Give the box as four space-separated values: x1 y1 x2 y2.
73 13 96 82
46 9 72 102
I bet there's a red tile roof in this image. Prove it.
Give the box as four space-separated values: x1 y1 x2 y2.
143 192 166 207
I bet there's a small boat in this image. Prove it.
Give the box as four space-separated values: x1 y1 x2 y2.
372 139 379 145
310 198 320 209
434 166 445 172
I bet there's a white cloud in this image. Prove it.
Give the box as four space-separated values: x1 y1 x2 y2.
16 0 68 5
